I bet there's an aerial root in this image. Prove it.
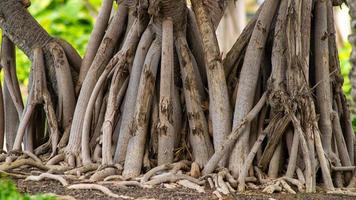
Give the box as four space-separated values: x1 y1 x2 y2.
25 173 68 186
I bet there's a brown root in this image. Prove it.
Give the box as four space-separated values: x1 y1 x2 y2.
25 173 68 186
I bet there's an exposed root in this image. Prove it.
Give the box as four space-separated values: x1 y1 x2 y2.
25 173 68 186
141 160 190 183
64 163 99 175
0 158 48 171
212 190 223 199
103 175 126 181
190 162 201 178
327 189 356 197
100 180 148 188
282 176 305 192
0 170 27 179
89 167 118 182
177 179 205 193
280 179 296 194
22 151 42 163
0 0 352 197
145 172 204 186
262 181 282 194
46 154 65 165
67 184 122 199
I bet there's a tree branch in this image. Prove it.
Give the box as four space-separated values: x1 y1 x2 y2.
0 0 53 58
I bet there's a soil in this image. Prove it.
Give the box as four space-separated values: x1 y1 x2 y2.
14 179 355 200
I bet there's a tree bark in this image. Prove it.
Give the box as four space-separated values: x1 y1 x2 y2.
191 0 232 168
123 39 161 178
314 0 333 155
158 19 175 165
228 0 280 177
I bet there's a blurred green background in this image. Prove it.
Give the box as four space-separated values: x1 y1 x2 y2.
11 0 101 86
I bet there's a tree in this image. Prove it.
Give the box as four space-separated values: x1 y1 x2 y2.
350 0 356 116
0 0 355 196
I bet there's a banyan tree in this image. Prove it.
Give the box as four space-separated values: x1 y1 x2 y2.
0 0 355 197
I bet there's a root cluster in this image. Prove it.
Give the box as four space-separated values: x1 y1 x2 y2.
1 0 356 198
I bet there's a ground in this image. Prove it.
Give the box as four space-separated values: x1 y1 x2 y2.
14 179 356 200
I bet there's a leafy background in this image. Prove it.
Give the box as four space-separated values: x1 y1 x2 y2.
12 0 101 85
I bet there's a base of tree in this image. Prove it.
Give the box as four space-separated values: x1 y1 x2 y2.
1 0 356 197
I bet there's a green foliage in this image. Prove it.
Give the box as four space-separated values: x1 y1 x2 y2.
339 42 352 99
13 0 102 85
338 42 356 131
0 175 55 200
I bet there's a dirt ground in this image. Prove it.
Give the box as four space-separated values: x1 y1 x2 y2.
14 179 356 200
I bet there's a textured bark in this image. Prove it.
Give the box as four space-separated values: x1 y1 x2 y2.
191 0 232 168
285 129 299 178
158 19 175 165
81 67 110 164
176 35 212 167
203 93 267 175
202 0 226 28
238 129 267 191
114 27 154 163
228 0 280 177
187 9 207 85
1 36 22 151
12 48 60 154
48 42 76 149
3 81 18 151
123 39 161 178
0 0 353 195
1 36 23 117
67 6 129 163
102 65 129 165
76 0 114 92
314 0 333 155
0 0 52 58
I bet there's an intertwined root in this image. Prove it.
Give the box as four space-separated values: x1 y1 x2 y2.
1 0 356 198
